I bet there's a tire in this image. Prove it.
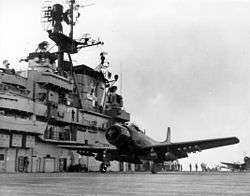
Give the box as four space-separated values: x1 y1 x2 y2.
150 163 157 174
100 163 107 173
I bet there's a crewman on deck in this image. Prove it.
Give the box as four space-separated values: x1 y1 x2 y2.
3 59 10 69
94 52 110 78
24 157 29 173
195 163 198 172
2 59 15 74
189 163 192 172
100 52 105 65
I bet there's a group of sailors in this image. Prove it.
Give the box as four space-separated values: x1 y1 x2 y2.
189 163 199 172
1 60 16 75
188 162 218 172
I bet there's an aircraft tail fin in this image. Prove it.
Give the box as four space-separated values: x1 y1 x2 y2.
165 127 171 143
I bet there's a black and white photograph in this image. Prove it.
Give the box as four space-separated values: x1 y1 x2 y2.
0 0 249 195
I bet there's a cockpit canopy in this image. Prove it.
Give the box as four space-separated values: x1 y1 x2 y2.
126 123 144 134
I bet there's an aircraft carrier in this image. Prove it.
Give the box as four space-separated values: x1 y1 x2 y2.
0 0 131 173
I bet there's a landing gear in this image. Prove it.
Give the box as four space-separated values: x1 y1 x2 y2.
98 150 111 173
150 163 157 174
150 162 160 174
100 162 107 173
99 162 109 173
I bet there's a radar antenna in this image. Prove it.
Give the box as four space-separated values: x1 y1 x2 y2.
41 0 103 110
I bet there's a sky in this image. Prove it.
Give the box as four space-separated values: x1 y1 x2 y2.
1 0 250 170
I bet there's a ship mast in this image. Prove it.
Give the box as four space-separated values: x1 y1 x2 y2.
41 0 105 110
42 0 103 73
69 0 74 39
58 0 75 74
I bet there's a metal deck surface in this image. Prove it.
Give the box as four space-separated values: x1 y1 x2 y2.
0 172 249 196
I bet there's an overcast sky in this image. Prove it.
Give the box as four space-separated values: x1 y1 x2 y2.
1 0 250 169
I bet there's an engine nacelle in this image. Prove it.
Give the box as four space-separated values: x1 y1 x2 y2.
105 124 131 147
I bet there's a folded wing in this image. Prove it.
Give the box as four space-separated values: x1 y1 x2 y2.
57 144 118 153
221 162 239 167
142 137 239 159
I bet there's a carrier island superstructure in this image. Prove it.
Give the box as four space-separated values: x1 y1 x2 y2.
0 1 131 173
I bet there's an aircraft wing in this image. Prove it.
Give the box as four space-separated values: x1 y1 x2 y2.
221 162 239 167
220 162 243 169
143 137 239 159
221 162 238 167
57 144 118 153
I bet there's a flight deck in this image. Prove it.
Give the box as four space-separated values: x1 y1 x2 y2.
0 172 249 195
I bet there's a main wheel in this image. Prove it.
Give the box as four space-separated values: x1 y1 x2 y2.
150 163 157 174
100 162 107 173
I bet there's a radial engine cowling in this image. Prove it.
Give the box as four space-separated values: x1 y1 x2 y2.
105 124 131 147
